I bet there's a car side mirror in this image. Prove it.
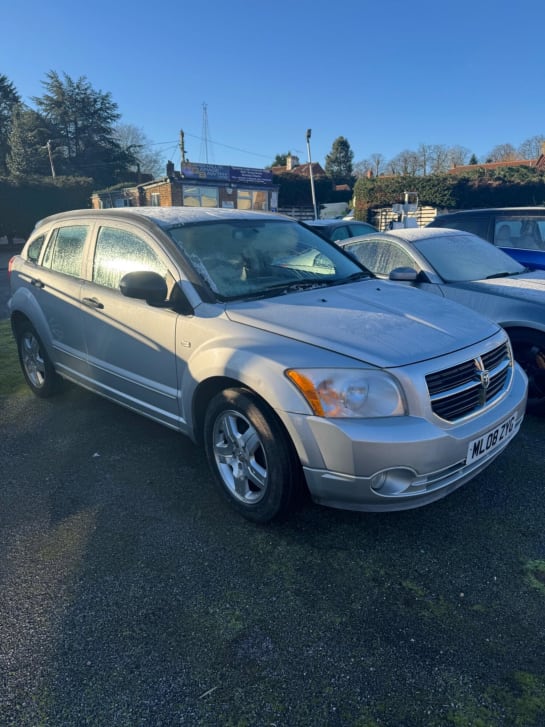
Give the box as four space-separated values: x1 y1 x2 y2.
389 266 419 282
120 270 168 306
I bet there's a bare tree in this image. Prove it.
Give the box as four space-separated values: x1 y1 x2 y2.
388 150 419 176
518 135 545 160
353 159 372 178
417 143 434 175
114 123 164 178
447 145 472 169
486 143 518 162
428 144 451 174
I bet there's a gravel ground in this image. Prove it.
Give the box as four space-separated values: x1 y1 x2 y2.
1 373 545 726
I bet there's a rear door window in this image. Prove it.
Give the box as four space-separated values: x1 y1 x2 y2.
41 225 88 277
493 216 545 251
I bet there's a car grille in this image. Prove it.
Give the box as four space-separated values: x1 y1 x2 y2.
426 342 512 422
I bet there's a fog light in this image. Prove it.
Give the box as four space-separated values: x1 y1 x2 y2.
370 468 423 496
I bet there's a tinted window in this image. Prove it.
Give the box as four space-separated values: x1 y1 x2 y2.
328 225 351 241
440 216 489 239
493 216 545 251
348 223 376 237
93 226 167 289
42 226 88 277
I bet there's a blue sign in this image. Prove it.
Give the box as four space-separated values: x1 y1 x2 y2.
230 167 273 185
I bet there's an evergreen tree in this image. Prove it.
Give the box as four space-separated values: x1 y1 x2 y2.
7 105 53 176
0 74 21 174
271 152 290 167
325 136 354 181
33 71 136 186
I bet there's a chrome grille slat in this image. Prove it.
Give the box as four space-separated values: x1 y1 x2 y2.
426 342 512 422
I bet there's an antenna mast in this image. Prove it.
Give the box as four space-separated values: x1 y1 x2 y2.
200 103 213 163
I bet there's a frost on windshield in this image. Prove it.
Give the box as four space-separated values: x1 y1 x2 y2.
167 220 359 298
417 233 524 282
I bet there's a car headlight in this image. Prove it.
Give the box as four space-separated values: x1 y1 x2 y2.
285 369 406 418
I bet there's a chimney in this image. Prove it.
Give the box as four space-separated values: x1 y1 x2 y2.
286 154 300 171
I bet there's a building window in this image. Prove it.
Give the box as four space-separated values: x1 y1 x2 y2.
183 185 219 207
237 189 268 211
151 193 161 206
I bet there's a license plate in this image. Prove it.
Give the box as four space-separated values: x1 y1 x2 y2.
466 415 517 465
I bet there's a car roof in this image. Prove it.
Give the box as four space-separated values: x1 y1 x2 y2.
33 206 293 231
340 227 470 245
305 219 345 226
435 207 545 217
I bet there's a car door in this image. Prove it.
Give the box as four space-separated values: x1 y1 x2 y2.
27 223 90 378
80 222 183 428
345 238 447 300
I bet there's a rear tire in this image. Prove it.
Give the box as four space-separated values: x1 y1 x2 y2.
16 321 63 398
204 388 301 522
509 329 545 415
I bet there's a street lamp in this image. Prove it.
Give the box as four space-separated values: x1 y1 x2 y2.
306 129 318 220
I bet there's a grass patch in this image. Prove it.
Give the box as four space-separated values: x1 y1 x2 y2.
0 319 26 395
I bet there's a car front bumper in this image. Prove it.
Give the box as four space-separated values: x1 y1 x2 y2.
287 366 528 512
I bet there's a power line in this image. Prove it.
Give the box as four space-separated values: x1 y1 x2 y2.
149 131 274 161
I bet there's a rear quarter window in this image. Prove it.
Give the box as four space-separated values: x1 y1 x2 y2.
26 234 46 263
41 225 88 277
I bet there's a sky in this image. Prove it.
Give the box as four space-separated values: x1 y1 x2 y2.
2 0 545 174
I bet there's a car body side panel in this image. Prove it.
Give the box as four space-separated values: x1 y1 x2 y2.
79 279 182 426
10 263 86 377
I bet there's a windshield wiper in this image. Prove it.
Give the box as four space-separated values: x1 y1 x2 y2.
268 279 333 293
485 272 511 279
343 271 373 282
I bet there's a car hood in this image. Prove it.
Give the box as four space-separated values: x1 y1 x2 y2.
225 280 498 368
451 270 545 302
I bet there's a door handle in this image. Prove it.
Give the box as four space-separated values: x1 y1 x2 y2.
82 296 104 310
30 278 44 288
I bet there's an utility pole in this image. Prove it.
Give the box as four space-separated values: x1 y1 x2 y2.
179 129 187 163
46 139 56 178
306 129 318 220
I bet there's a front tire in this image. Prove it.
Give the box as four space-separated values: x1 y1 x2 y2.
204 388 301 522
509 329 545 415
15 321 62 398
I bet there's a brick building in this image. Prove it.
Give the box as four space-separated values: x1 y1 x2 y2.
92 161 279 212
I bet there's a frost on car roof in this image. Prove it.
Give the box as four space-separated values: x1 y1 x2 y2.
360 228 469 243
95 207 290 229
33 206 292 233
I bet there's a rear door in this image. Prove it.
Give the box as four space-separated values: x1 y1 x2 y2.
24 223 90 378
80 221 183 428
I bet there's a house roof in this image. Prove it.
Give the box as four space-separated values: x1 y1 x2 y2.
271 161 327 178
448 154 545 174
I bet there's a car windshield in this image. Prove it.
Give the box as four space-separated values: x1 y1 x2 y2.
414 232 526 282
166 218 369 299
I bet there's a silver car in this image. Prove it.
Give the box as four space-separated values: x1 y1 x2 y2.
8 208 527 522
339 227 545 414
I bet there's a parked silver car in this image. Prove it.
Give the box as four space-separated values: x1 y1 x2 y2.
339 227 545 414
8 208 527 521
